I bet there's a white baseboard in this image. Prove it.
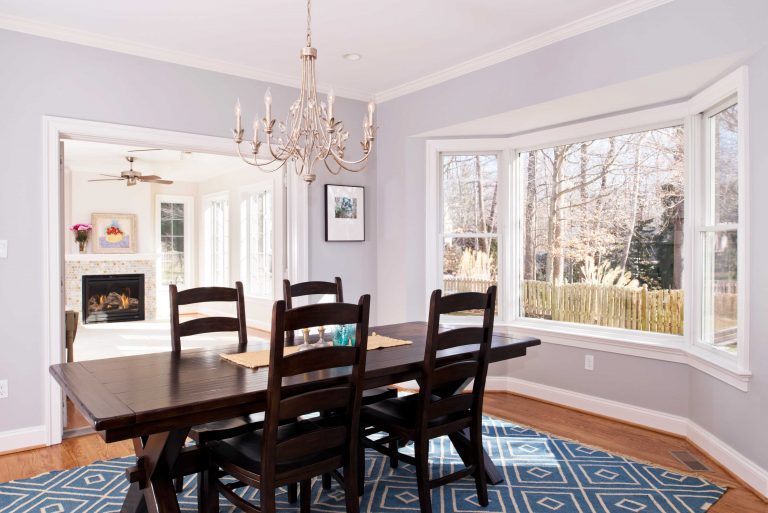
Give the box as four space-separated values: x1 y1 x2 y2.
485 376 768 498
0 425 47 454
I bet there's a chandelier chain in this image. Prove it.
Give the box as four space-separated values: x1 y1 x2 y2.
306 0 312 47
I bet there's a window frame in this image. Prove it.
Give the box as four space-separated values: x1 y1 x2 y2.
426 140 510 322
155 194 195 289
240 181 275 299
425 67 750 390
202 191 230 287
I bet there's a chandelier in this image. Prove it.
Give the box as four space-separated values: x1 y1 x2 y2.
232 0 377 183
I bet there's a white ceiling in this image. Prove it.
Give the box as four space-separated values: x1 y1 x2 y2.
63 139 252 182
0 0 671 101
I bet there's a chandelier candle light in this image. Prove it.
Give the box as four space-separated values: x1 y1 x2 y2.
232 0 377 183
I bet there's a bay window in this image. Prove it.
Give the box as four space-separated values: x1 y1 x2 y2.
427 67 749 388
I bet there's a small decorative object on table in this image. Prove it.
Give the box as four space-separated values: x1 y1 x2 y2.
297 327 312 352
332 324 356 346
69 223 92 253
316 325 330 347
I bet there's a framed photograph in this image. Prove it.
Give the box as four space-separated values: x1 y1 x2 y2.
325 185 365 241
91 213 138 253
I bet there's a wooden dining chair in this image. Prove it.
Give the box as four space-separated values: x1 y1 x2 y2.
168 282 264 502
360 286 497 513
283 278 398 407
203 296 371 513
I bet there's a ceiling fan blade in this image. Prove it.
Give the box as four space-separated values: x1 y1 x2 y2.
153 179 174 185
88 178 125 182
128 148 163 152
138 175 162 181
99 173 124 178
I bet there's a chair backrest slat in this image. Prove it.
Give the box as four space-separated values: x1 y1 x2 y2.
169 282 248 352
262 295 370 480
431 360 479 388
283 303 359 332
417 286 497 433
176 286 239 305
437 326 486 351
278 386 351 421
179 316 241 338
275 425 348 462
279 346 358 377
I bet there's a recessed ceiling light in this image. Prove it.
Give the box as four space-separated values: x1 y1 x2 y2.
343 53 362 61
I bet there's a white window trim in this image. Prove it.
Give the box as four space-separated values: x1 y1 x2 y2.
155 194 195 289
425 67 751 391
203 191 230 286
240 180 277 300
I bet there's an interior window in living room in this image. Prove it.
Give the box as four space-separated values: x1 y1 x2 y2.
519 125 685 335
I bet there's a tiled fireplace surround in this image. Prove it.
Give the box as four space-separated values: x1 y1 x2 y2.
65 254 157 320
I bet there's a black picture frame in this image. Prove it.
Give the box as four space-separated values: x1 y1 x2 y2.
325 184 365 242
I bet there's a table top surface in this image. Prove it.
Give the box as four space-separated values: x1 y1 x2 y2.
51 321 540 439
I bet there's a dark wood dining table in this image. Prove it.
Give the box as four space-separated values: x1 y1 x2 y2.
50 321 540 513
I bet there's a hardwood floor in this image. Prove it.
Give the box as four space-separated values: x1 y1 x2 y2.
3 392 765 512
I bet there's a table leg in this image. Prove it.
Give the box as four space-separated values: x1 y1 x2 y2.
122 429 190 513
434 381 505 485
447 428 504 485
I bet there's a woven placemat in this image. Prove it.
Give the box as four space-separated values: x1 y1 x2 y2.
220 333 411 369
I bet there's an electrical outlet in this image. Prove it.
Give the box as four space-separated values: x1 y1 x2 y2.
0 240 7 259
584 355 594 371
0 380 7 399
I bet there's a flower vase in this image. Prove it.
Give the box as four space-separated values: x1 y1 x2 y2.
78 240 86 253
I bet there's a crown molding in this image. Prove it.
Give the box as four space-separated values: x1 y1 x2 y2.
373 0 674 103
0 13 371 102
0 0 672 105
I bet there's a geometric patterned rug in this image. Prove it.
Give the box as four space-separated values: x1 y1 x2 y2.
0 416 726 513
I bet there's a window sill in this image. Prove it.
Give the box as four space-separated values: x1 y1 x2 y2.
443 317 751 391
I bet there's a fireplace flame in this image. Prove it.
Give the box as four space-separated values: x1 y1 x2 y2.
120 293 130 309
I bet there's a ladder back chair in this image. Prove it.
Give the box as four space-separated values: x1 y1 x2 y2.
170 282 248 353
168 282 264 503
204 296 371 513
360 286 497 513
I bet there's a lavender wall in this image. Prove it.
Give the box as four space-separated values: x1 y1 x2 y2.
0 29 376 434
376 0 768 470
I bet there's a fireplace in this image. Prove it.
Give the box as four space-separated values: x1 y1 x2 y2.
82 274 145 324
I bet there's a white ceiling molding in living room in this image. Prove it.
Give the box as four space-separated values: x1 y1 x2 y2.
0 0 671 102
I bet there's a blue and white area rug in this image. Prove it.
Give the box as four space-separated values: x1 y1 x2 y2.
0 416 725 512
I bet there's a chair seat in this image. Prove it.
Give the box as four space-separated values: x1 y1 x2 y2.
208 417 343 477
362 394 468 434
362 386 398 405
189 413 265 444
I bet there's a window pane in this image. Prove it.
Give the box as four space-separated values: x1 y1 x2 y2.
701 231 737 353
521 126 685 335
711 103 738 224
159 202 185 286
443 236 497 314
441 154 498 234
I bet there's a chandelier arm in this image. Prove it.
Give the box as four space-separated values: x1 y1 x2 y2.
328 146 374 167
236 142 288 172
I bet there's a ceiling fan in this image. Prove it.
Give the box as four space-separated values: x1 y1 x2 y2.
88 156 174 186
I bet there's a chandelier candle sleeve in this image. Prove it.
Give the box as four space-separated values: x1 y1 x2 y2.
230 0 376 183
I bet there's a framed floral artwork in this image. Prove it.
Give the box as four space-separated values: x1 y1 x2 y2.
325 185 364 241
91 213 138 253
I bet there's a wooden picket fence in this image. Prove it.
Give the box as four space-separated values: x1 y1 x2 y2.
522 281 684 334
